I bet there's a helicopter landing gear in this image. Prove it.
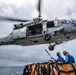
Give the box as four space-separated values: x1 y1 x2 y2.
48 43 56 51
48 45 54 51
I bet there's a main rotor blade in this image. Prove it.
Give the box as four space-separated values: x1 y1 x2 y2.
0 16 30 22
38 0 41 17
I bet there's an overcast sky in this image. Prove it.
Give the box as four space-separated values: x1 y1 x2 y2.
0 0 76 66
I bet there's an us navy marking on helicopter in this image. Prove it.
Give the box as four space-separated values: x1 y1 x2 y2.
0 0 76 51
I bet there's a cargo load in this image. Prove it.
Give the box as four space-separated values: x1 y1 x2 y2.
22 62 76 75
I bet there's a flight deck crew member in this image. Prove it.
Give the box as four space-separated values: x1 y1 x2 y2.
63 51 75 63
56 52 65 63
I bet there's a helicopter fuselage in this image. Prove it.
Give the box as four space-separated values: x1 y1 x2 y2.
0 18 76 49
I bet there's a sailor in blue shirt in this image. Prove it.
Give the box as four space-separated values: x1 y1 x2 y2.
56 52 65 63
63 51 75 63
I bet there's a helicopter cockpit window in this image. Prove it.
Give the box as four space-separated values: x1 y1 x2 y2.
47 21 54 28
20 27 26 32
13 30 19 33
61 20 69 24
27 24 42 36
13 27 26 34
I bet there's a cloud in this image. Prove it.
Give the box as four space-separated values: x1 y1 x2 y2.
0 0 76 66
42 0 76 20
0 41 76 66
0 45 50 63
0 59 28 66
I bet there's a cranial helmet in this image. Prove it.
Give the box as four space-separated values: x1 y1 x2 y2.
56 52 61 56
63 51 68 55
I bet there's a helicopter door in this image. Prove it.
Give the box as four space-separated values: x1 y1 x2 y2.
42 21 53 41
42 21 48 34
27 24 42 36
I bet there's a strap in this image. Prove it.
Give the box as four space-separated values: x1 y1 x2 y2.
52 63 57 75
62 64 69 75
30 68 33 75
30 65 36 75
52 72 56 75
69 63 76 75
56 63 76 75
55 63 69 75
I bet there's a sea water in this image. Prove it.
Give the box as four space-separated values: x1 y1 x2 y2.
0 66 24 75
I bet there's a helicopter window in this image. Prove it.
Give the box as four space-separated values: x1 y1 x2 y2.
28 24 42 36
47 21 54 28
61 20 68 24
20 27 26 32
13 27 26 34
13 30 19 33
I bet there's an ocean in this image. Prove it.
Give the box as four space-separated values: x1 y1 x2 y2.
0 66 24 75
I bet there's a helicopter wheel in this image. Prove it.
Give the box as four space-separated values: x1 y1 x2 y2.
43 34 51 41
48 45 54 51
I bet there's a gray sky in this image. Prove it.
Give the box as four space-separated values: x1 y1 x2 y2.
0 0 76 66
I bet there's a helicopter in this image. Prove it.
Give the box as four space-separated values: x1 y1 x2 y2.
0 0 76 51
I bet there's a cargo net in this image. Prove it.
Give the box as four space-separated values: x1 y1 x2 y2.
22 62 76 75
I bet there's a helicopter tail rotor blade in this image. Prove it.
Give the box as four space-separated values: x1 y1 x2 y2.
0 16 30 22
38 0 42 17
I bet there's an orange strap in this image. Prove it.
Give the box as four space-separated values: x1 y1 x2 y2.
52 72 56 75
62 65 69 75
58 62 69 75
58 62 64 65
30 66 35 75
30 68 33 75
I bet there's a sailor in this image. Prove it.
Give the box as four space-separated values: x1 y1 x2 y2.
63 51 75 63
56 52 65 63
